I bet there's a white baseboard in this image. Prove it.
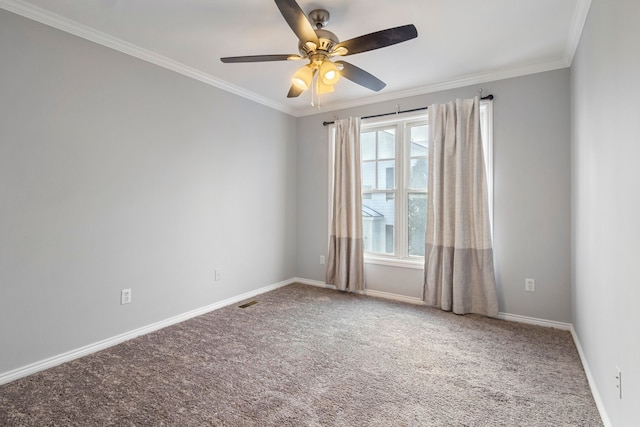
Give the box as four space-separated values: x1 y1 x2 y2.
296 279 579 325
360 289 424 305
0 278 295 386
570 326 612 427
292 277 334 289
293 277 424 305
0 276 611 427
497 312 572 330
498 312 610 424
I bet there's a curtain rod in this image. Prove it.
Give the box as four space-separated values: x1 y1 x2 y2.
322 94 494 126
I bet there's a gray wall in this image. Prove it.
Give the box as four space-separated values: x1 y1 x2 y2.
297 69 572 323
571 0 640 424
1 3 594 389
0 10 298 374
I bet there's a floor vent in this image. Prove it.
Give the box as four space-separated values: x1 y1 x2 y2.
238 300 258 309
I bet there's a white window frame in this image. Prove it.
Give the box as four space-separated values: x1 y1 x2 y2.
327 100 493 270
359 111 428 269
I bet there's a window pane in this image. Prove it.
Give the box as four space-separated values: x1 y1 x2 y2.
408 193 427 257
410 125 428 156
378 160 395 189
411 140 428 157
378 129 395 159
362 192 395 255
361 132 376 161
410 158 428 189
362 162 375 190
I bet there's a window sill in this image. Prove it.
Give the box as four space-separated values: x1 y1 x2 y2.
364 256 424 270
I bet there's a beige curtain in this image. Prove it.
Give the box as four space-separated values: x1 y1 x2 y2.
423 97 499 317
326 117 364 291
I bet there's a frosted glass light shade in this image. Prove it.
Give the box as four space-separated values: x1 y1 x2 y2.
292 65 313 90
320 60 340 86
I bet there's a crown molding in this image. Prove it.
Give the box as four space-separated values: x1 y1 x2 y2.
564 0 592 65
294 59 570 117
2 0 590 119
0 0 296 116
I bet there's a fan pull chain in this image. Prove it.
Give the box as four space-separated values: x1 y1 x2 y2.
310 73 321 109
314 73 322 109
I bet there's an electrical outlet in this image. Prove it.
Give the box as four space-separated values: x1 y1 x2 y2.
616 367 622 399
121 289 131 305
320 255 326 265
525 278 536 292
214 269 221 282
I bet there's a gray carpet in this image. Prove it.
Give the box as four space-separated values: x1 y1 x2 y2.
0 283 602 426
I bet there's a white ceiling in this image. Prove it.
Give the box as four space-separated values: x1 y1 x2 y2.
1 0 591 116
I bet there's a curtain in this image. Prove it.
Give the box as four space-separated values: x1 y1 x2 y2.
423 97 499 317
326 117 365 292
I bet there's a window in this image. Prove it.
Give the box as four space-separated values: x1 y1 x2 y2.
328 101 492 269
360 116 428 263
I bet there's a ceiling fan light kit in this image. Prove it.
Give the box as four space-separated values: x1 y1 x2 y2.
316 78 335 94
319 60 340 85
220 0 418 102
292 65 314 90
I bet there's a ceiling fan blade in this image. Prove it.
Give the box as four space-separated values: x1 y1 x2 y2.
274 0 319 45
335 61 386 92
335 24 418 56
221 54 301 63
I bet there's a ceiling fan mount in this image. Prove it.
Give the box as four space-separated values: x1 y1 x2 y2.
308 9 330 29
220 0 418 99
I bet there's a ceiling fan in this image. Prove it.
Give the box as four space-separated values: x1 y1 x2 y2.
220 0 418 98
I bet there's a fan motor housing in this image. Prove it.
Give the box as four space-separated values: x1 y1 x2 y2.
315 29 338 52
298 29 339 57
297 9 338 57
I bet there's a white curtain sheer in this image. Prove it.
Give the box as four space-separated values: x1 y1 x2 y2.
423 97 499 317
326 117 365 291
